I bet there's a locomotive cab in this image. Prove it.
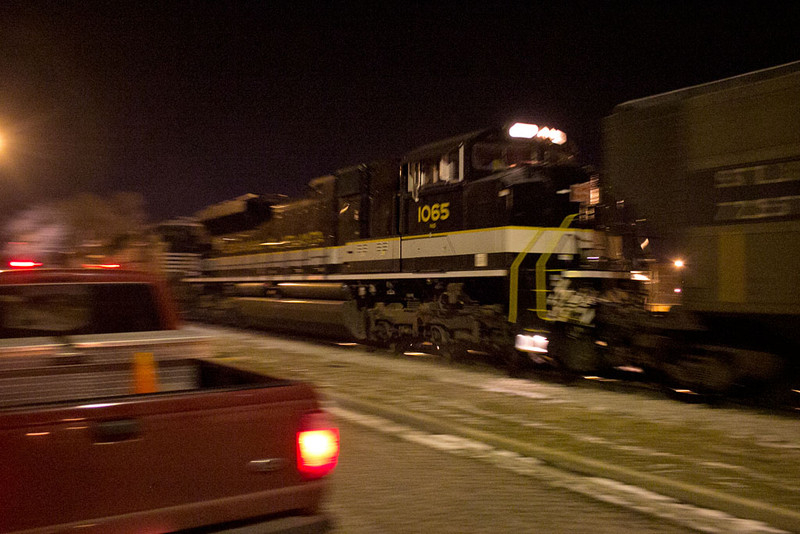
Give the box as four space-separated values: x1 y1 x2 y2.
401 123 588 235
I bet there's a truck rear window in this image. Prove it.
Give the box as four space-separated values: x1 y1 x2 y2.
0 283 161 338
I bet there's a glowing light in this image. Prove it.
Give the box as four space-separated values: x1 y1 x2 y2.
82 263 121 269
515 334 549 353
547 129 567 145
9 261 42 269
508 122 567 145
584 376 618 382
78 402 120 409
615 366 644 373
298 430 338 465
674 259 685 268
509 123 539 138
674 288 682 293
297 412 339 479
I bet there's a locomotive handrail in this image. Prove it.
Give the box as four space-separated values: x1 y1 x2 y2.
535 214 578 321
507 229 544 324
507 214 578 324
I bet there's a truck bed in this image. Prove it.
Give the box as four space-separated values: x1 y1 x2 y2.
0 328 215 408
0 354 283 409
0 358 333 534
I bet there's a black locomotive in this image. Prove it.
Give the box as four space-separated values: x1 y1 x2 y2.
184 123 599 366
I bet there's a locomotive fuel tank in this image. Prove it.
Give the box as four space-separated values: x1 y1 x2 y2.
232 296 366 340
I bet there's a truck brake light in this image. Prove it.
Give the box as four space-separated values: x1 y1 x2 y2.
9 260 43 269
297 411 339 479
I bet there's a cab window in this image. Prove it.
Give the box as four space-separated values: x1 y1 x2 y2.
407 146 463 194
0 283 161 338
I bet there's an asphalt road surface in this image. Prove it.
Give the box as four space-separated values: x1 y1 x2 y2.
326 415 692 534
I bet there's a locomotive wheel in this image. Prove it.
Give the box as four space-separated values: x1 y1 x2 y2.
429 324 449 345
504 348 528 377
371 320 395 348
664 351 736 394
549 324 603 375
391 335 415 356
429 325 455 360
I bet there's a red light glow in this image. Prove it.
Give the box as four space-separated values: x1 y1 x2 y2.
296 412 339 479
9 261 42 269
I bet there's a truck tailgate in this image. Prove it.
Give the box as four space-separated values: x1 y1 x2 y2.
0 366 327 533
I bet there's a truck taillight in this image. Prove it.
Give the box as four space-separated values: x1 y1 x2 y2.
297 411 339 479
9 260 42 269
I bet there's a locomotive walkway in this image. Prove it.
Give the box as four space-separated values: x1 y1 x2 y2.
194 324 800 533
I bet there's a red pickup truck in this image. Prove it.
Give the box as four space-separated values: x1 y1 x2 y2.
0 268 338 533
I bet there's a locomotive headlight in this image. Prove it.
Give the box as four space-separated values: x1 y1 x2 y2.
509 123 539 138
548 129 567 145
508 122 567 145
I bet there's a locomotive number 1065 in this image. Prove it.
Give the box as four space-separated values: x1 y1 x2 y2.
417 202 450 223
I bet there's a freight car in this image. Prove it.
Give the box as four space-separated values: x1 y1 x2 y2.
183 61 800 395
579 61 800 395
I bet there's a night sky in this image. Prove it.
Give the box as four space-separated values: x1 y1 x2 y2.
1 1 798 223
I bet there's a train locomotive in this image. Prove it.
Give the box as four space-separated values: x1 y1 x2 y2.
183 61 800 396
184 122 600 364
